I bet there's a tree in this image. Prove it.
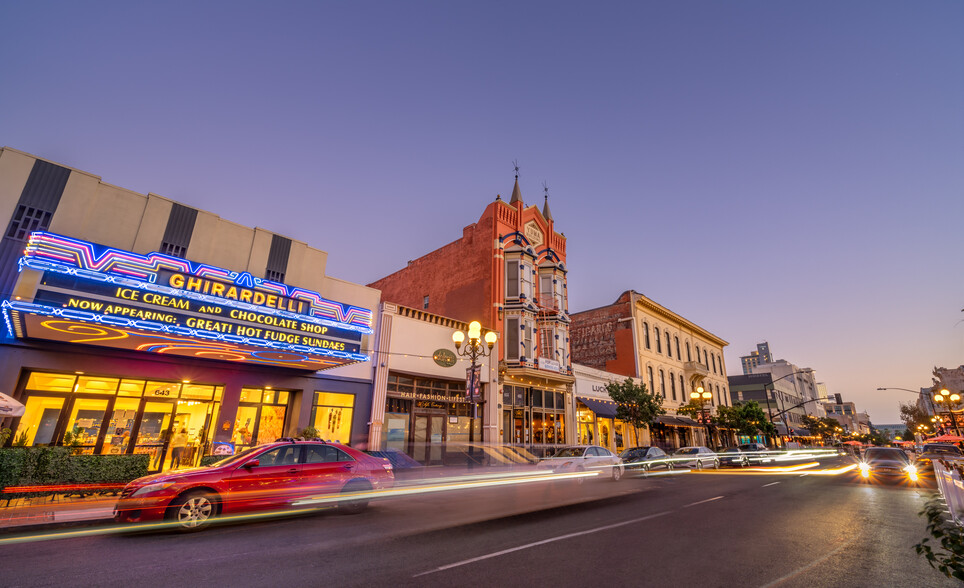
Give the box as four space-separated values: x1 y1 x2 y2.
606 378 665 447
802 415 829 439
714 401 776 439
900 401 931 434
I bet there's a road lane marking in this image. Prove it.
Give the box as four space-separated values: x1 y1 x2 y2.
413 510 674 577
758 536 856 588
762 482 781 487
682 495 724 508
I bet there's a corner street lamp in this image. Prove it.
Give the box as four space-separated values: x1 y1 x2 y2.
691 386 713 449
452 321 497 421
933 388 963 437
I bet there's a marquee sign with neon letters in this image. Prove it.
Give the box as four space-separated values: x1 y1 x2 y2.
2 232 373 370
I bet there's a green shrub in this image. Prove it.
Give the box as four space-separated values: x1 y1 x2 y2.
915 493 964 581
0 448 150 500
199 456 222 467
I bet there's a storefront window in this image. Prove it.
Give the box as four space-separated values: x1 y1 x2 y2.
311 391 354 443
234 388 290 452
12 371 221 472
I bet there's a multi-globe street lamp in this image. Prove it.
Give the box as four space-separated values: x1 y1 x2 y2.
690 386 713 449
452 321 497 421
933 388 963 437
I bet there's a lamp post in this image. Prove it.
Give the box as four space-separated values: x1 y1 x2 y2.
690 386 713 449
762 369 813 448
452 320 497 424
933 388 963 437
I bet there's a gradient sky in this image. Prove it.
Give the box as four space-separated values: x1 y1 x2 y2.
2 1 962 424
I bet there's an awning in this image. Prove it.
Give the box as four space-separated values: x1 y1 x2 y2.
793 427 811 437
774 422 790 436
0 391 25 417
655 415 701 427
576 396 618 419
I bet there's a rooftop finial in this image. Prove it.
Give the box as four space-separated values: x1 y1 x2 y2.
510 160 522 204
541 181 553 221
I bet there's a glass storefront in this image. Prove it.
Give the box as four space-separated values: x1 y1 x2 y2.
310 391 354 443
501 385 566 450
12 371 223 471
233 388 291 452
384 374 481 465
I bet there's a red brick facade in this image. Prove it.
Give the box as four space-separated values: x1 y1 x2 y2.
569 291 637 376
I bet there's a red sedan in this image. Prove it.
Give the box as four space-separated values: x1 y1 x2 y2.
114 439 394 530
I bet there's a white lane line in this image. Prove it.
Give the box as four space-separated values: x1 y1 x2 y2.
682 495 724 508
762 482 781 487
413 510 673 577
758 537 856 588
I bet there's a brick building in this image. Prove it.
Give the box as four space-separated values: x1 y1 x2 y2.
369 175 574 447
570 290 730 449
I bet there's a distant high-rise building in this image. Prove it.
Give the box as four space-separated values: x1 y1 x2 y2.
740 342 773 374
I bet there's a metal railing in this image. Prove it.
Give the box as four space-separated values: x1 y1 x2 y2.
933 460 964 527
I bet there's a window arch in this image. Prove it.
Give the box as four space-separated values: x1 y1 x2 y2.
695 345 701 364
670 372 676 400
675 336 681 360
655 328 662 353
716 384 722 405
711 353 717 374
643 322 650 349
686 342 691 362
647 366 655 395
703 349 709 367
679 374 685 399
659 369 666 398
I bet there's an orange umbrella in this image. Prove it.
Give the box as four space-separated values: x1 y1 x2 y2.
926 435 964 443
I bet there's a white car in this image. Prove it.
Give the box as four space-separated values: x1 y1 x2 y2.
537 445 624 481
672 446 719 470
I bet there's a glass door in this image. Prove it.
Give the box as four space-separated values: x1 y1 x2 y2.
14 395 67 446
100 397 140 454
62 397 110 455
133 400 175 471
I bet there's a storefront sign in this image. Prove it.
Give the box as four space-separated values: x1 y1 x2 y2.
4 232 373 371
540 358 561 372
432 348 457 367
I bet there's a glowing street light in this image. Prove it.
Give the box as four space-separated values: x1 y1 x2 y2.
933 388 962 437
690 386 714 449
452 321 497 421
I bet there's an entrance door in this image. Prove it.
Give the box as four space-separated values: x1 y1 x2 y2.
61 397 110 455
513 409 529 445
412 414 445 464
132 400 175 471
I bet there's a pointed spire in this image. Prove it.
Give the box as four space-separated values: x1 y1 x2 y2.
510 160 522 204
542 181 553 221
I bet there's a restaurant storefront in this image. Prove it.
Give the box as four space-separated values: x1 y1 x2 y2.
1 232 374 470
501 384 566 447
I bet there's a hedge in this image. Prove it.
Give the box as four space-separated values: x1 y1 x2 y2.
0 447 150 501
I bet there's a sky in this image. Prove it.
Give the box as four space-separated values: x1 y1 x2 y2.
1 1 962 424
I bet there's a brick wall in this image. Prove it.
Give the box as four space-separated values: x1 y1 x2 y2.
570 298 635 376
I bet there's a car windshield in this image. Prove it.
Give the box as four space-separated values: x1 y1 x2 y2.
675 448 698 455
206 446 263 468
923 445 962 455
721 447 740 453
552 448 585 458
864 448 908 462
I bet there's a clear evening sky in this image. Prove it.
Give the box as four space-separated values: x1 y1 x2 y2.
1 1 961 424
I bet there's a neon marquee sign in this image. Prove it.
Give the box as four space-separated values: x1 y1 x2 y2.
4 232 373 370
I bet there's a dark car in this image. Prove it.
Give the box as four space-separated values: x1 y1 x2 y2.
718 447 749 467
619 446 672 472
114 439 394 530
914 443 964 474
738 443 774 464
858 447 917 483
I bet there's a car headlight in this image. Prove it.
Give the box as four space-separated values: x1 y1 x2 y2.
905 464 917 474
859 463 871 478
131 482 176 496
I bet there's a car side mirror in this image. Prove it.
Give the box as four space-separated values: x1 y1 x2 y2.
243 459 259 469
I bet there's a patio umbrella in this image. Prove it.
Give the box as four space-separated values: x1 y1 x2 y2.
926 434 964 443
0 391 25 417
842 440 863 445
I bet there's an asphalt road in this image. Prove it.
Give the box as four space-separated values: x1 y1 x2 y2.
0 456 957 587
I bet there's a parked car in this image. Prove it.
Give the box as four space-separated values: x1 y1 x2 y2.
739 443 775 464
718 447 749 467
114 439 394 531
858 447 918 483
914 443 964 474
619 446 672 472
537 445 624 481
671 446 719 470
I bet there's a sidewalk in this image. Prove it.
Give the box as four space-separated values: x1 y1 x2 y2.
0 493 116 533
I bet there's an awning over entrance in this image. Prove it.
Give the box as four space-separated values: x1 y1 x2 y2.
577 396 618 419
774 422 790 436
656 415 701 427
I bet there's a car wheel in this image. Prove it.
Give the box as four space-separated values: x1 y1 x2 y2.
667 462 674 471
643 463 651 472
713 459 719 470
168 490 218 531
741 457 749 467
696 460 703 471
339 479 373 514
611 465 622 482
